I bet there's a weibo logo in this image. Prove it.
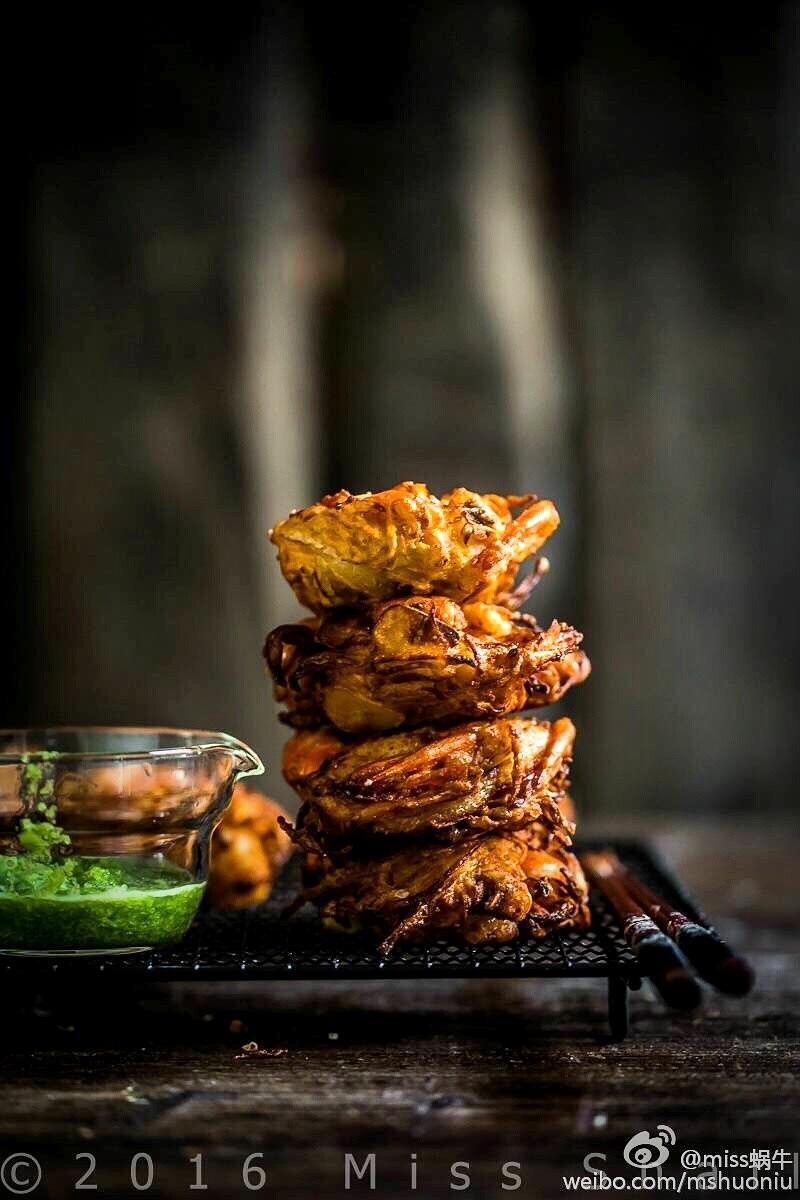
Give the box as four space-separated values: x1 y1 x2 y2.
623 1126 677 1169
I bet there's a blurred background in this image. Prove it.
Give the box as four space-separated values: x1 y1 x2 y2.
5 3 799 817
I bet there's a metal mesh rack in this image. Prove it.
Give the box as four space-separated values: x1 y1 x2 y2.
0 841 705 1040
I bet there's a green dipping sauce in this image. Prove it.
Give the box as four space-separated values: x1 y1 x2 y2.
0 854 205 951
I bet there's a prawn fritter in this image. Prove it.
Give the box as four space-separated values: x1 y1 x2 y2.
282 716 575 854
208 784 293 909
290 834 590 953
266 597 589 733
269 482 559 612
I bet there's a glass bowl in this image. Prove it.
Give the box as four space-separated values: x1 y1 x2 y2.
0 727 264 956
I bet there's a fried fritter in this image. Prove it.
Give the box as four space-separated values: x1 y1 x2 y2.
207 784 293 909
282 716 575 855
290 832 590 952
296 791 576 889
266 597 589 734
269 482 559 612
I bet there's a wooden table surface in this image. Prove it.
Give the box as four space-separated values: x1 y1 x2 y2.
1 818 797 1199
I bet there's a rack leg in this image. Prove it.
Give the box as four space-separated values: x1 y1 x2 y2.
607 974 629 1041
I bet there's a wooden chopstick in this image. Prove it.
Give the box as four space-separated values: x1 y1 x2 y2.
600 850 754 997
581 851 702 1012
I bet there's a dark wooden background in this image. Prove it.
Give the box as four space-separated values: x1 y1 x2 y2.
6 3 799 820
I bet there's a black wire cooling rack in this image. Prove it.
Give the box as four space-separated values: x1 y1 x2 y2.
0 841 706 1040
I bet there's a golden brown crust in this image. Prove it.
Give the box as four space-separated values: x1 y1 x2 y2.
265 597 589 733
294 791 577 887
292 832 590 953
514 793 576 855
282 716 575 854
269 482 560 612
207 784 293 909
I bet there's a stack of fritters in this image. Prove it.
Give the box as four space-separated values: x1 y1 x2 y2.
267 482 591 953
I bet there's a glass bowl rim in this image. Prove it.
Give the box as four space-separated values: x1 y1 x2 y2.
0 726 264 773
